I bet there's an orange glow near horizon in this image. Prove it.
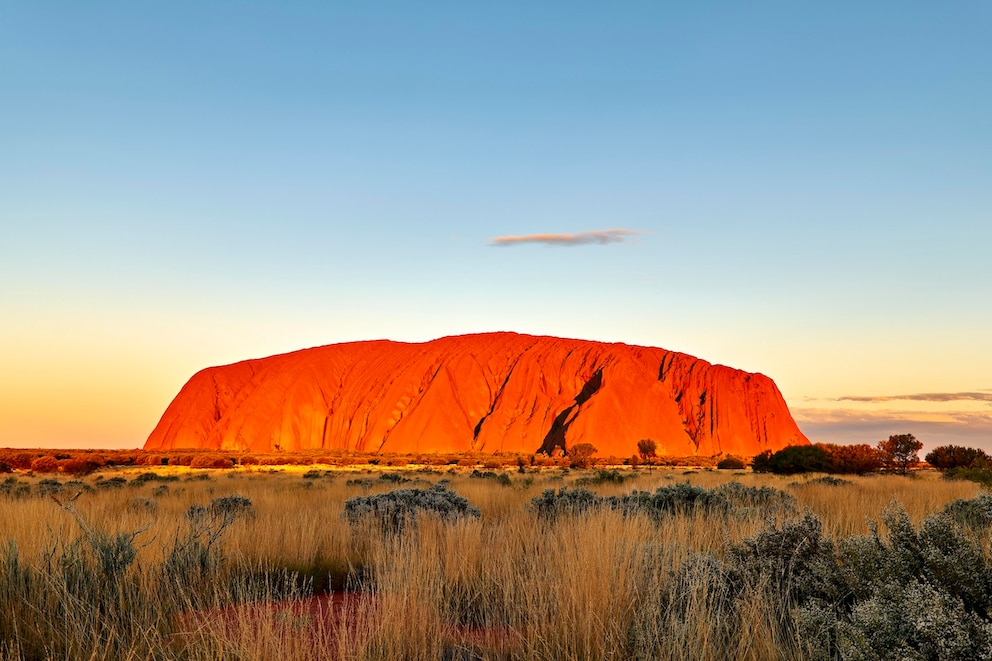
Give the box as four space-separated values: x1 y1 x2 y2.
2 331 990 453
0 371 166 449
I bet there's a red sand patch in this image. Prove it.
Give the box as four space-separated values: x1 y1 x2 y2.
178 591 520 657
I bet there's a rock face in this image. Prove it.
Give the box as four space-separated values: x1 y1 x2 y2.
144 332 809 457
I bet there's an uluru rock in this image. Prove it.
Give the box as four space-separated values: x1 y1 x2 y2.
144 332 809 457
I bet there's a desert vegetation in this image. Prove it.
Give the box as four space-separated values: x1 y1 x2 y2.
0 447 738 476
751 436 928 476
1 462 991 659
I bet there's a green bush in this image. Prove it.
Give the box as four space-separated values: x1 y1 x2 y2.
765 445 832 474
36 479 63 496
1 476 29 498
134 472 179 483
716 456 747 470
94 476 128 489
575 469 632 486
791 476 853 488
943 466 992 488
378 472 412 484
469 469 512 486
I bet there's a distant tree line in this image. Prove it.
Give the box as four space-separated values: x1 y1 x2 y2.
752 442 884 475
752 435 992 478
752 434 920 475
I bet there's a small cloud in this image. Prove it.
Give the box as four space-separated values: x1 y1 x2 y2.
489 229 646 247
836 392 992 405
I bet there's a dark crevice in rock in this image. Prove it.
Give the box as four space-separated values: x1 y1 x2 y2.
658 353 671 382
537 368 603 455
574 368 603 407
473 365 518 442
211 375 223 423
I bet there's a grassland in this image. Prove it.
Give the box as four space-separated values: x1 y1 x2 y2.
1 464 989 660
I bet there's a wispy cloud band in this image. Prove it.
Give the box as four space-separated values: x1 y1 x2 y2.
837 392 992 404
793 408 992 426
489 229 645 247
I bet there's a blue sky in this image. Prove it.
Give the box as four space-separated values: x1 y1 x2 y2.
1 2 990 450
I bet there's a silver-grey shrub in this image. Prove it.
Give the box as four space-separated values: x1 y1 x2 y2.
530 487 600 519
343 483 480 531
722 504 992 660
531 481 796 521
942 493 992 530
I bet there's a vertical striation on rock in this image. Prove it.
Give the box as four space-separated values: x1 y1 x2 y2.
144 332 809 456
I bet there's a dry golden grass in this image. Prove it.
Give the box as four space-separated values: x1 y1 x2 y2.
0 465 986 660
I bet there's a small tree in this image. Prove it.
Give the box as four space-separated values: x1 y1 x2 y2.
766 445 832 475
878 434 923 475
568 443 598 469
637 438 657 463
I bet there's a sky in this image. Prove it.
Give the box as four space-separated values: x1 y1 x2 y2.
1 2 990 452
